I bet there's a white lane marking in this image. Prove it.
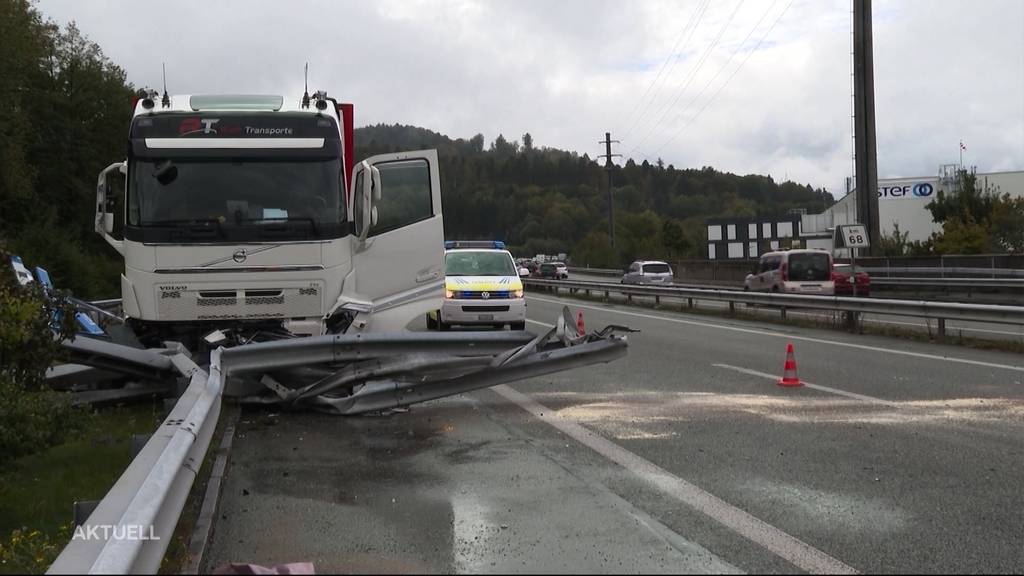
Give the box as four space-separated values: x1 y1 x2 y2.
492 384 858 575
527 295 1024 373
712 363 895 407
526 318 555 328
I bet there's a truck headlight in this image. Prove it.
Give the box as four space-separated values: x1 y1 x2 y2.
445 289 454 299
514 289 524 298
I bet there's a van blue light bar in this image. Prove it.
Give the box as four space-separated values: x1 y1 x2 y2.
444 240 506 250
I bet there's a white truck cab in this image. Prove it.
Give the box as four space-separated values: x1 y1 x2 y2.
95 92 444 344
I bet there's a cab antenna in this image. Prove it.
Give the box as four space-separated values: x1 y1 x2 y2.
301 62 310 109
161 63 170 108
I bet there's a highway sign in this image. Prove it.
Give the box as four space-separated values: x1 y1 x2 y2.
835 224 870 249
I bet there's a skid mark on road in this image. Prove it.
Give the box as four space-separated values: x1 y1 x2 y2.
527 295 1024 373
493 384 859 574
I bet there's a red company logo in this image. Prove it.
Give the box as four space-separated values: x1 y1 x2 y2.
179 118 220 136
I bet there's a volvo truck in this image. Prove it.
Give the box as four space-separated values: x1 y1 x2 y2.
95 91 444 344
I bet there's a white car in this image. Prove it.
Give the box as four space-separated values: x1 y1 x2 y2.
744 249 834 295
428 241 527 330
621 261 673 285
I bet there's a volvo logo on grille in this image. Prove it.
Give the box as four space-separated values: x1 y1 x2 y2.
232 250 247 263
481 292 490 299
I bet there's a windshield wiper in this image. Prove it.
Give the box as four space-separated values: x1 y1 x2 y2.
239 216 320 238
144 218 226 237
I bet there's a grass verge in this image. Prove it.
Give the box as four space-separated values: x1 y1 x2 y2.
0 401 164 574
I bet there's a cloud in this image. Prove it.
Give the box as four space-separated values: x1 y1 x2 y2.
34 0 1024 197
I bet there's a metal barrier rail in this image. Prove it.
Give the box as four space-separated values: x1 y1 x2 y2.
862 266 1024 278
566 267 1024 291
525 278 1024 332
49 351 220 574
871 277 1024 289
48 310 630 574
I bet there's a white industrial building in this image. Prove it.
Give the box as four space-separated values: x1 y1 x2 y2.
706 167 1024 259
800 167 1024 255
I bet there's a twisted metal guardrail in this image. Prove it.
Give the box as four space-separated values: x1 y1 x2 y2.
48 308 630 574
525 277 1024 335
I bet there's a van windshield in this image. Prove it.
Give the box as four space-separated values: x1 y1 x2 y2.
788 253 831 281
446 251 516 276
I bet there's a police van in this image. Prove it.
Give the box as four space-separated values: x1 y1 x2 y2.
428 241 527 331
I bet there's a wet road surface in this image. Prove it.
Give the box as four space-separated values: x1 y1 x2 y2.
205 293 1024 573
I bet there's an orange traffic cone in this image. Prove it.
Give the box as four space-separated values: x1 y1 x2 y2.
778 343 803 387
576 311 585 335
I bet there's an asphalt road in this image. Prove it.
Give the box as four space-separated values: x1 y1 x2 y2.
205 294 1024 573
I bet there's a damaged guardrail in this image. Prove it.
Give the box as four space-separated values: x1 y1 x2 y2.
526 278 1024 336
47 307 631 574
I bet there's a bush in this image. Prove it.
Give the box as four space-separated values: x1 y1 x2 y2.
0 525 70 574
0 247 85 466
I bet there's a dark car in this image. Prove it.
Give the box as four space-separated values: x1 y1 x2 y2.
832 263 870 296
538 263 560 279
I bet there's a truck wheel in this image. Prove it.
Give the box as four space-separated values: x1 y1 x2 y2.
511 321 526 331
426 314 438 330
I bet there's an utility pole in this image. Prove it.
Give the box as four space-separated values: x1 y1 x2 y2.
599 132 621 247
853 0 880 255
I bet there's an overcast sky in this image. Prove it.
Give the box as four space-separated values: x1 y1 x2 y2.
35 0 1024 197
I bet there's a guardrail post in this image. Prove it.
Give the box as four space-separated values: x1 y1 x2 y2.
585 289 590 297
604 290 609 301
844 311 858 332
627 293 633 304
780 307 787 320
655 295 660 307
728 301 735 314
937 318 946 339
688 298 694 309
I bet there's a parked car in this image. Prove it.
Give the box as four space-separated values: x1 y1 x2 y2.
744 249 834 295
538 262 568 279
621 261 674 285
832 263 870 297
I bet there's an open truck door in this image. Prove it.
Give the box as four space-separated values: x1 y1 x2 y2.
334 149 445 332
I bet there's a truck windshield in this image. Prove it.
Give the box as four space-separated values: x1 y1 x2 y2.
128 157 344 236
446 251 516 276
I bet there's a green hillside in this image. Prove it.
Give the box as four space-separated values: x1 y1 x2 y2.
355 124 834 266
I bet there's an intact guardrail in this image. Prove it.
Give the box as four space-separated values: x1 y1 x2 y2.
566 267 1024 291
525 277 1024 336
49 346 220 574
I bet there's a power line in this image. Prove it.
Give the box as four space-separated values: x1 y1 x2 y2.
626 0 747 157
645 0 780 155
649 0 795 158
619 0 711 141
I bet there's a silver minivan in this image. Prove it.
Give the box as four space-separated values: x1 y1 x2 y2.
622 260 674 285
744 250 834 294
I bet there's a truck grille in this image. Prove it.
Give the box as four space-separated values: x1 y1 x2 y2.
156 285 323 321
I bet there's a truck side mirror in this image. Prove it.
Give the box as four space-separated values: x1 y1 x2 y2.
96 162 124 235
95 161 126 255
357 162 382 241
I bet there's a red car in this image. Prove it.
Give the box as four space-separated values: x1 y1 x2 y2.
832 264 870 297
